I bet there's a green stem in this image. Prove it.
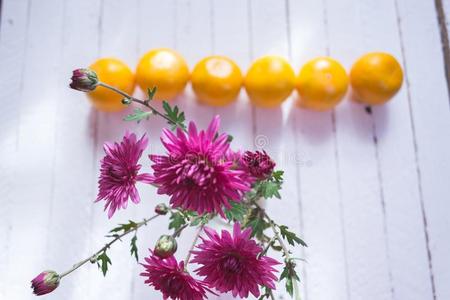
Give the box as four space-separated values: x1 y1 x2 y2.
59 214 159 279
254 202 301 300
184 223 205 269
98 82 187 132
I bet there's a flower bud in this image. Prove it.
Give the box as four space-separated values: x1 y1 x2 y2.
31 270 60 296
242 150 275 180
69 68 99 92
121 98 132 105
154 235 177 258
154 203 169 215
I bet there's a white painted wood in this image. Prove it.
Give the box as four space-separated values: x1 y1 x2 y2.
357 0 435 299
44 1 102 299
87 1 142 300
1 0 64 299
396 0 450 299
248 1 304 299
0 0 29 298
288 1 349 299
1 1 449 299
325 0 392 299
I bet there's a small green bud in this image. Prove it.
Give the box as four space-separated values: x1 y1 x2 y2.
154 203 169 215
154 235 177 258
122 98 132 105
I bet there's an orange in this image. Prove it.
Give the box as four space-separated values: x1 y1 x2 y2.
191 56 243 106
296 57 349 111
244 56 295 108
88 58 135 112
350 52 403 105
136 48 189 100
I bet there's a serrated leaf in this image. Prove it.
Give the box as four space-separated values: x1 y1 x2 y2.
279 225 307 247
162 100 186 130
169 211 186 231
123 108 152 123
256 181 282 199
109 220 138 234
246 216 269 239
224 202 247 222
130 235 138 262
97 251 111 276
272 170 284 182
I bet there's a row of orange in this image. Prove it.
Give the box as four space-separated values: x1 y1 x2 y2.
86 48 404 112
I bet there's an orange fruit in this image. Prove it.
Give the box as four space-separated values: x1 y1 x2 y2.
350 52 403 105
296 57 349 111
136 48 189 100
244 56 295 108
191 56 243 106
88 58 135 112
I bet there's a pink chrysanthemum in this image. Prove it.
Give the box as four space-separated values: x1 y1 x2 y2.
140 251 210 300
150 116 250 216
242 150 275 180
96 131 153 218
191 223 280 298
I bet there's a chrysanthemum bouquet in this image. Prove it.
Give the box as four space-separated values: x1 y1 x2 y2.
31 69 307 299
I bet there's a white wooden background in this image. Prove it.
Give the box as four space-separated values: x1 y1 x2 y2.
1 0 450 299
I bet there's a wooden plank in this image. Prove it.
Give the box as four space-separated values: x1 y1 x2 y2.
248 1 304 298
355 0 436 299
396 0 450 299
288 0 349 299
132 0 178 298
325 0 393 299
0 0 29 297
1 0 64 298
43 0 102 299
87 1 141 299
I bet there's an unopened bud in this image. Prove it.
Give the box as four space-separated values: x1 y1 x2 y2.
121 98 132 105
31 270 60 296
69 68 99 92
154 235 177 258
154 203 168 215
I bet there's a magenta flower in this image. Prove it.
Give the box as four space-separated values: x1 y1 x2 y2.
140 251 210 300
69 68 98 92
96 131 153 218
191 223 280 298
242 150 275 180
31 271 60 296
149 116 250 216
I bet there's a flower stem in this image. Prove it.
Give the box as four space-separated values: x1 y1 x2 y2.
255 202 301 300
97 82 187 132
59 214 159 279
184 223 205 269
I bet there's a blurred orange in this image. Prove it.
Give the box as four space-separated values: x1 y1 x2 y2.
191 56 243 106
244 56 295 108
350 52 403 105
88 58 135 112
136 48 189 100
296 57 348 111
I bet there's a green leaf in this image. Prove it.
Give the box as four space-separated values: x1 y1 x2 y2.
272 170 284 182
224 202 247 223
109 220 138 234
123 108 152 123
285 276 294 297
130 235 138 262
280 259 300 297
168 211 187 231
246 216 269 239
96 251 111 276
147 86 157 101
190 213 209 227
279 225 307 247
255 180 282 199
162 100 186 130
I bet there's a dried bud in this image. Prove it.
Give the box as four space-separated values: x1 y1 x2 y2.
154 235 177 258
31 270 60 296
242 150 275 180
69 68 99 92
154 203 169 215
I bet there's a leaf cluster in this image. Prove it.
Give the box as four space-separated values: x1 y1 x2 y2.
162 101 186 130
